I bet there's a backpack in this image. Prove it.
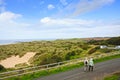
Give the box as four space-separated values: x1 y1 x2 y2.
85 61 88 65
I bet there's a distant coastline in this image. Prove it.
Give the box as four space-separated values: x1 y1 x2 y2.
0 37 117 45
0 39 39 45
0 40 17 45
0 39 56 45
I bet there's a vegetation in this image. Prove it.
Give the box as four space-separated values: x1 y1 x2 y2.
88 36 120 45
104 75 119 80
104 71 120 80
15 63 28 68
0 64 5 71
0 37 120 68
0 39 92 66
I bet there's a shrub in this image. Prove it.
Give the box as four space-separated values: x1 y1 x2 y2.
99 48 113 53
0 64 5 71
88 46 99 54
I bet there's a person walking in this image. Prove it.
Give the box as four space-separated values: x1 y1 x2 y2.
88 58 94 71
84 57 89 72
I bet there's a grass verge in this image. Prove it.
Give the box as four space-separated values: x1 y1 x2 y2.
104 71 120 80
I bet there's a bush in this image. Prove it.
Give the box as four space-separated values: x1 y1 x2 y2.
65 51 76 60
99 48 113 53
0 64 5 71
15 63 28 68
88 46 99 54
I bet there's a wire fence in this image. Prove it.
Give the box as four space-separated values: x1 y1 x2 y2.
0 51 120 80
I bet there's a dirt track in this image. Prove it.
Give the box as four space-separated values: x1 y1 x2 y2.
36 58 120 80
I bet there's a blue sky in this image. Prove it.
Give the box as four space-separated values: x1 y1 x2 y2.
0 0 120 39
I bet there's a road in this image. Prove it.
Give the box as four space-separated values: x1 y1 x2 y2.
35 58 120 80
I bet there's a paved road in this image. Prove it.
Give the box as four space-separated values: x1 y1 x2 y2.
36 58 120 80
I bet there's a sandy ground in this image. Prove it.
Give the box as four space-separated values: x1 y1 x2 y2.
0 52 36 68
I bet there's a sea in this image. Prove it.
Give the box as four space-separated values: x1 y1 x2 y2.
0 39 56 45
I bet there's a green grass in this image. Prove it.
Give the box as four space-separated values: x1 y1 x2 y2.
4 53 120 80
104 75 119 80
94 54 120 63
104 71 120 80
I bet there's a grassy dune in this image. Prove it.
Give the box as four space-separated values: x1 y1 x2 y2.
0 37 119 68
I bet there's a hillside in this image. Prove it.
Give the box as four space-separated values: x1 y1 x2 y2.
88 36 120 45
0 37 119 68
81 37 110 41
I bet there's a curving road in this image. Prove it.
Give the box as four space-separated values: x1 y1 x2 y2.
35 58 120 80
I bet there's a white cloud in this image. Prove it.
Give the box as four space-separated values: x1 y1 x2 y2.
58 0 115 17
48 4 55 10
40 17 96 27
40 17 51 23
38 17 120 38
32 22 120 39
0 12 119 39
72 0 115 16
0 11 22 22
0 11 31 40
60 0 68 5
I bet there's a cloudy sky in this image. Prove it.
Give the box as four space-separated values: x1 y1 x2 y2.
0 0 120 39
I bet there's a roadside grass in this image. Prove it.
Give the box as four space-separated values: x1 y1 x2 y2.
104 71 120 80
104 75 119 80
5 53 120 80
94 53 120 63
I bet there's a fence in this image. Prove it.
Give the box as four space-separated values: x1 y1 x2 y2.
0 51 120 80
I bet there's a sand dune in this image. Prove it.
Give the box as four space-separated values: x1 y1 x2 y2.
0 52 36 68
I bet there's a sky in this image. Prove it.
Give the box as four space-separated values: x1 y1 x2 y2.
0 0 120 40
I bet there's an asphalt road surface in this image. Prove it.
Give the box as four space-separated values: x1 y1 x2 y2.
36 58 120 80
